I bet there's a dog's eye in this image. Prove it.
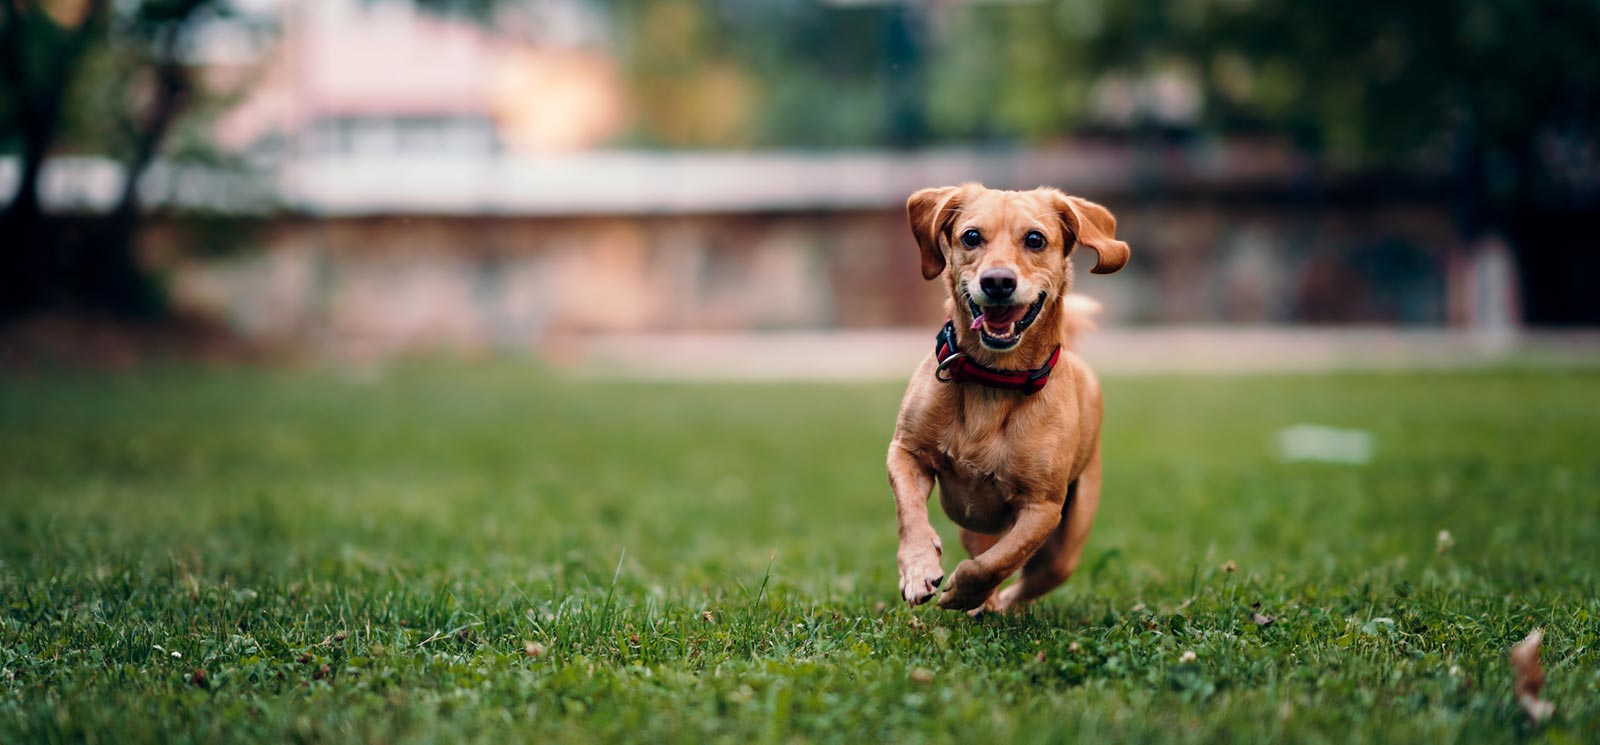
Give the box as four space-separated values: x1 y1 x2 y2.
1023 231 1046 250
960 229 983 248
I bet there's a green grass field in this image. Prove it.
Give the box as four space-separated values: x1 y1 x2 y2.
2 364 1597 743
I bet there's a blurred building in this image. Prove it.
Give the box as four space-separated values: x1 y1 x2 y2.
216 0 623 158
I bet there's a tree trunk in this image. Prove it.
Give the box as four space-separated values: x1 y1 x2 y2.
92 56 192 318
0 2 110 319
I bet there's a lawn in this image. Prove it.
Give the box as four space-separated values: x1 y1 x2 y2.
1 363 1597 743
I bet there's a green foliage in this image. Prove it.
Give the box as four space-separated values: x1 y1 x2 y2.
1 0 254 160
1179 0 1600 163
1 365 1597 741
0 3 104 148
583 0 1600 165
601 0 908 147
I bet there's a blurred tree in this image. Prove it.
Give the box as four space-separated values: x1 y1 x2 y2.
1130 0 1600 323
1 0 238 319
608 0 909 148
613 0 757 147
1 1 108 317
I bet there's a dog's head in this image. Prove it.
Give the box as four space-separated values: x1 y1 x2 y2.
907 183 1129 353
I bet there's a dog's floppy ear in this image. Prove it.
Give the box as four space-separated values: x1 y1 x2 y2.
907 185 964 280
1054 193 1130 275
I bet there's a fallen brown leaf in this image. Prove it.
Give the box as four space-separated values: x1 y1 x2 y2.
1251 604 1276 627
1252 612 1276 627
1510 629 1554 724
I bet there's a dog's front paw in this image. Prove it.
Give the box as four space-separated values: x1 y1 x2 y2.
936 560 997 612
897 534 944 606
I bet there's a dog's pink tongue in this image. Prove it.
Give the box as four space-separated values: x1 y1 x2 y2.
975 304 1026 332
986 304 1027 324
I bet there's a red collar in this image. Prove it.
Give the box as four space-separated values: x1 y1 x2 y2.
933 319 1061 395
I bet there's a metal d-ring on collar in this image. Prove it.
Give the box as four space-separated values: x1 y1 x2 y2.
933 320 965 382
934 349 966 382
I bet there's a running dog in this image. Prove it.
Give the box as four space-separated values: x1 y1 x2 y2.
889 183 1129 613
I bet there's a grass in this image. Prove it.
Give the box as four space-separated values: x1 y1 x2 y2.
1 363 1598 743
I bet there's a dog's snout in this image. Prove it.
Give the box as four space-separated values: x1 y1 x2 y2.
979 269 1017 301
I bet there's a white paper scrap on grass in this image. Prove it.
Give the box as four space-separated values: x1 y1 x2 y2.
1275 424 1375 464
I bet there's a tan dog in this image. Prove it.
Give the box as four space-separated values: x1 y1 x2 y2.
889 183 1129 613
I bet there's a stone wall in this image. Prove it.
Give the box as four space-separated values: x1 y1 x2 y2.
157 196 1461 356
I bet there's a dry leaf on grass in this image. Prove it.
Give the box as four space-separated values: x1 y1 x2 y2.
1510 629 1555 724
1250 602 1276 627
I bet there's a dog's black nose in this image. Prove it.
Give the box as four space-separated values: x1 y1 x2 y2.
979 269 1017 301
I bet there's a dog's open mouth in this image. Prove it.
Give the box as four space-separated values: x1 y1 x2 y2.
967 292 1047 350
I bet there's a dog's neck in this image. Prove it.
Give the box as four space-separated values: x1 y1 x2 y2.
943 295 1065 374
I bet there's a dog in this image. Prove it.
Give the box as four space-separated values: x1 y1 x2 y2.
888 183 1129 614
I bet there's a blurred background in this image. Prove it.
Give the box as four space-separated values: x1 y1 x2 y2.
4 0 1599 374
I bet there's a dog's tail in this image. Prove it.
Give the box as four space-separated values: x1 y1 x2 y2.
1060 294 1103 349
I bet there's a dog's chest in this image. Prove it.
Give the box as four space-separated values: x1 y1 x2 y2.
924 404 1060 532
932 428 1013 482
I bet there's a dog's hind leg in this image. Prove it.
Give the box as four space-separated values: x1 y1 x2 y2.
994 449 1102 612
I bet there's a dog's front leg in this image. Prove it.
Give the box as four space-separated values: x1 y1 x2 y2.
889 442 944 606
937 501 1061 611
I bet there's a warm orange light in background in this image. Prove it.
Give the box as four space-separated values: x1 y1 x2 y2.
490 49 624 154
40 0 93 27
